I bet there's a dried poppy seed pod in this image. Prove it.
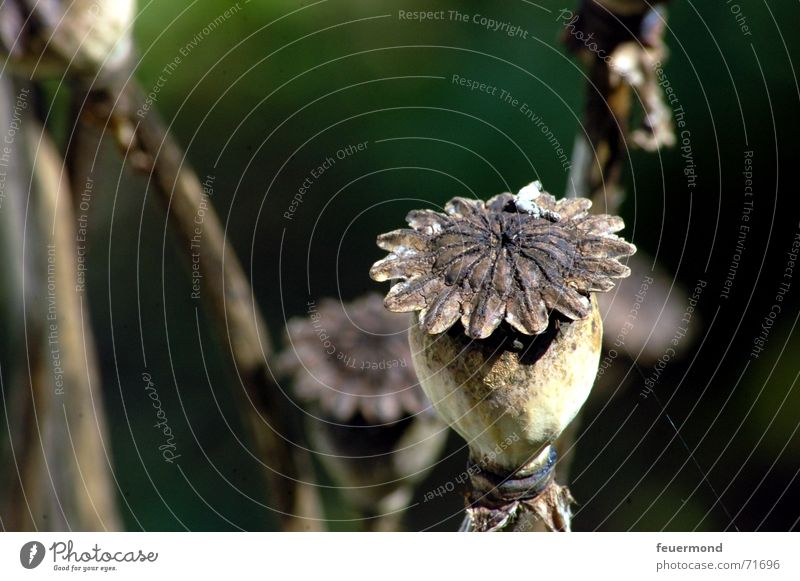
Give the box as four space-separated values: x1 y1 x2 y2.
407 297 601 475
0 0 135 80
370 183 635 530
278 294 447 530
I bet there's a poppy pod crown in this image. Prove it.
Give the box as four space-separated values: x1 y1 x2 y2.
370 181 635 339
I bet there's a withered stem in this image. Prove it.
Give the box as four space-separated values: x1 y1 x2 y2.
3 103 122 530
79 80 322 531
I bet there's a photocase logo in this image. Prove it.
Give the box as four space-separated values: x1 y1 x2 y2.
20 541 46 569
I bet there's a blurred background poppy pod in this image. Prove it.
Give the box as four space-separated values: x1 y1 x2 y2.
278 294 447 531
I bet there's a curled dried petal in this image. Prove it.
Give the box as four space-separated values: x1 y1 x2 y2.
421 286 462 334
369 253 432 282
376 229 429 252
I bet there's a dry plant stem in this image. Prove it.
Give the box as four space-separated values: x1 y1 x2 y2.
1 77 120 531
11 111 121 531
460 450 575 532
463 492 571 532
0 77 40 530
560 2 636 490
559 1 672 486
79 81 321 530
65 86 101 206
566 0 671 215
33 114 122 530
567 57 631 214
